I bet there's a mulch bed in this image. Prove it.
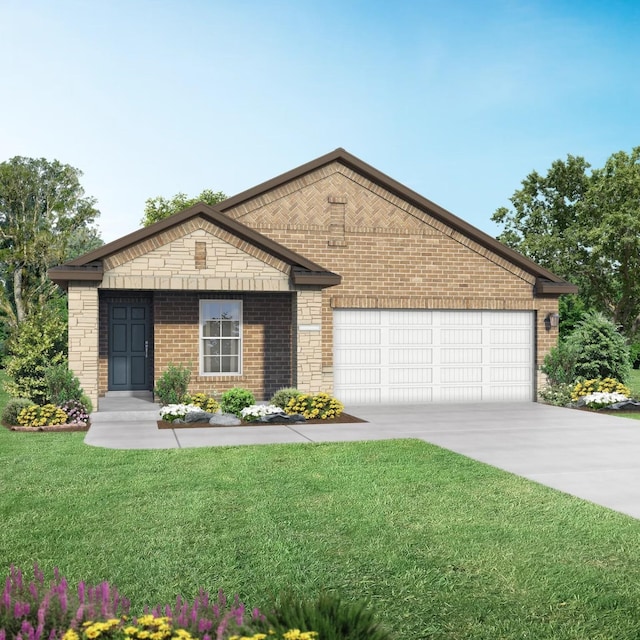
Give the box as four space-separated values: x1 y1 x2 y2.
158 413 366 430
5 423 90 433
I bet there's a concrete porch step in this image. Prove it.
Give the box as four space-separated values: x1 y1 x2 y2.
92 391 161 423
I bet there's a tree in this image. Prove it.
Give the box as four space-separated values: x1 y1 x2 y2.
0 157 100 327
492 147 640 338
565 311 631 382
141 189 227 227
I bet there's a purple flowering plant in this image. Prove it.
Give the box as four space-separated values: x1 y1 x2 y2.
0 565 268 640
58 401 90 425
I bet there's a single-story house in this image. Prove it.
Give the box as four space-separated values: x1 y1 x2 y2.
49 148 577 409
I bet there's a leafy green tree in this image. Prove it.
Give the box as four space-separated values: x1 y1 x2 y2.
141 189 227 227
492 147 640 337
0 157 100 327
565 311 631 382
4 306 68 403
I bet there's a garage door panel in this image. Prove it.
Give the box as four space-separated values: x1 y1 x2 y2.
441 348 482 364
389 348 432 364
334 369 381 385
490 367 532 382
388 387 433 402
388 310 432 324
490 329 532 344
445 311 483 324
489 312 532 325
440 387 483 402
389 368 433 384
486 386 533 401
334 349 381 365
335 328 380 345
340 388 382 403
441 367 483 383
490 348 531 364
338 310 381 324
333 310 534 404
441 329 483 344
390 328 433 344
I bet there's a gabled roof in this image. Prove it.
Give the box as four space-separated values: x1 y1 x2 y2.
48 203 341 288
50 148 576 295
215 148 577 295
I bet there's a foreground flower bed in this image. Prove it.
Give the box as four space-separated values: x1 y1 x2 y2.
0 566 317 640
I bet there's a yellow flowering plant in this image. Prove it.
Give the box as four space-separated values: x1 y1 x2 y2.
17 403 69 427
286 392 344 420
571 377 631 402
184 393 220 414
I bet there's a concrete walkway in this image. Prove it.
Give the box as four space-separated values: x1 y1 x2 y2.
86 400 640 520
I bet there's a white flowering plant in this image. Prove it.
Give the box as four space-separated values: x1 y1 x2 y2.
581 392 628 410
240 404 285 422
159 403 202 422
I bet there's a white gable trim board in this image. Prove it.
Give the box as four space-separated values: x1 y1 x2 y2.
333 309 535 404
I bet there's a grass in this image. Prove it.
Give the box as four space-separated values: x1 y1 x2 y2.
2 371 640 638
627 368 640 398
607 369 640 420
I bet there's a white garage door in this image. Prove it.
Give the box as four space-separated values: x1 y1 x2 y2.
333 310 534 404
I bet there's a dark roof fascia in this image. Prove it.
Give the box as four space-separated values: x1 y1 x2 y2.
291 269 342 287
61 205 340 283
47 263 104 290
215 147 573 288
535 278 579 296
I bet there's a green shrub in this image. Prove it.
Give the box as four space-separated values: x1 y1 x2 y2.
3 309 67 404
270 387 302 409
541 340 579 385
43 362 84 405
1 398 34 426
630 342 640 370
566 311 631 382
185 392 220 413
220 387 255 416
264 592 394 640
286 392 344 420
154 363 191 405
538 382 573 407
17 404 68 427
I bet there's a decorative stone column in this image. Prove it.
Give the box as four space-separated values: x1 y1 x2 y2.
67 282 100 409
295 289 325 393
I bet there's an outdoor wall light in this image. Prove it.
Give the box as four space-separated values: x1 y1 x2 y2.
544 312 560 331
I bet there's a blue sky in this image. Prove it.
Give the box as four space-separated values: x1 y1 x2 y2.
2 0 639 243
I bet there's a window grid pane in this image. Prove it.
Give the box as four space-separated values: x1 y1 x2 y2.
201 300 242 375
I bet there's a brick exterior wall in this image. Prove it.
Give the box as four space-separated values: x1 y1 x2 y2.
153 292 293 400
70 159 566 407
223 162 561 393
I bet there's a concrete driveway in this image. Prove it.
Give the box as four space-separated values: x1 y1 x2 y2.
86 402 640 520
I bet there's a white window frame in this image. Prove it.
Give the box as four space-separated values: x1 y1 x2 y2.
199 299 243 376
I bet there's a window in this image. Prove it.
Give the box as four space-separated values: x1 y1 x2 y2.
200 300 242 375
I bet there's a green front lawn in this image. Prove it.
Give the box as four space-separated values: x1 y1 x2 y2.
1 424 640 639
627 368 640 398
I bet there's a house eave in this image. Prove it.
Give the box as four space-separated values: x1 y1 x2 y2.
291 269 342 287
534 278 579 296
48 263 104 289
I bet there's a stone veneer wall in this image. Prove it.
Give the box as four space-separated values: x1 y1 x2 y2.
294 288 327 393
67 282 100 408
153 291 293 401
